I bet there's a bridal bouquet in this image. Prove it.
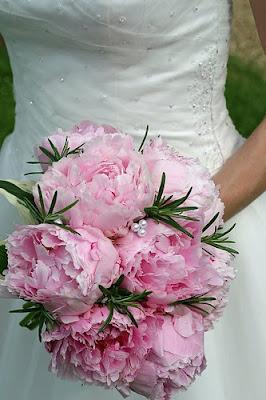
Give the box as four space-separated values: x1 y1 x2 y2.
0 121 237 400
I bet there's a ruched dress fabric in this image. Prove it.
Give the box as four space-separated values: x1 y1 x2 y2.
0 1 265 399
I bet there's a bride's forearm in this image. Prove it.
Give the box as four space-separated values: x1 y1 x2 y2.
213 117 266 221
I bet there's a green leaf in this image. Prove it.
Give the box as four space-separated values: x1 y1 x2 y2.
188 304 209 315
0 39 15 148
24 172 44 176
38 317 45 342
172 206 198 212
113 274 125 288
138 125 149 153
10 307 41 313
170 294 217 315
202 212 220 233
48 191 58 215
54 198 79 215
10 301 59 341
0 244 8 275
23 301 36 310
0 179 34 203
161 187 193 209
218 223 236 237
0 180 35 224
124 307 138 327
97 275 151 332
98 303 114 333
61 137 70 156
27 161 51 165
37 185 45 216
39 146 56 162
21 198 41 222
19 312 37 327
161 195 173 205
99 285 110 297
48 139 61 160
33 138 85 173
201 222 238 256
173 214 198 222
156 215 194 238
22 185 80 233
204 241 239 255
67 142 85 156
155 172 166 205
144 175 198 237
52 222 79 235
199 302 216 309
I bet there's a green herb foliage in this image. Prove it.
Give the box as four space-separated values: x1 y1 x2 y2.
144 172 198 238
0 180 79 233
10 301 58 342
170 293 217 315
201 212 238 256
22 185 79 234
97 275 152 333
25 137 85 175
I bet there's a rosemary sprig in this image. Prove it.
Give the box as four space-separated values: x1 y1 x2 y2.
201 213 238 256
144 172 198 238
96 275 152 333
26 137 85 174
39 137 85 163
0 180 78 233
10 301 59 342
170 293 217 315
21 185 79 234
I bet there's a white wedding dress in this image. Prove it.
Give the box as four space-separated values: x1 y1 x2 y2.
0 1 265 399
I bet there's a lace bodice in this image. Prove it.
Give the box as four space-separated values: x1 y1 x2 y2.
0 0 243 176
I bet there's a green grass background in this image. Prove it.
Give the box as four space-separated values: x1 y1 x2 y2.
0 43 265 146
0 41 15 148
225 55 266 137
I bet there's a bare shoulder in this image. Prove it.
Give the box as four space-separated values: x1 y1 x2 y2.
249 0 266 53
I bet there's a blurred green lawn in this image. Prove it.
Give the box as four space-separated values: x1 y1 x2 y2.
0 41 15 148
0 44 265 147
225 55 266 137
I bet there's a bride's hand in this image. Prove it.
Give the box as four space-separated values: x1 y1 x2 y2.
213 117 266 221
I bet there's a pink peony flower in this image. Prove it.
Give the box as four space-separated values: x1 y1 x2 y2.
116 220 222 306
130 309 206 400
37 120 120 171
143 137 224 234
35 134 154 237
4 224 120 315
70 120 120 136
43 306 159 391
199 246 235 330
